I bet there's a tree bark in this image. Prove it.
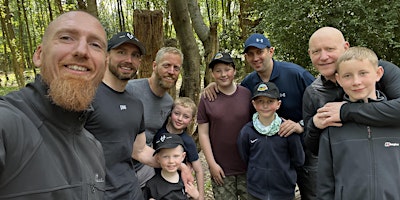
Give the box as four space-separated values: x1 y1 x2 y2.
87 0 98 17
187 0 218 91
133 10 164 79
1 0 25 87
168 0 201 103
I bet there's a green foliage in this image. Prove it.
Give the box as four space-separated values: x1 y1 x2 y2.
258 0 400 76
0 86 18 96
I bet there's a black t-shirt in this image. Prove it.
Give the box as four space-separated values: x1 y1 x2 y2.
143 173 188 200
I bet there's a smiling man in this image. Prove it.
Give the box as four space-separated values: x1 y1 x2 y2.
125 47 184 188
0 11 108 199
85 32 160 200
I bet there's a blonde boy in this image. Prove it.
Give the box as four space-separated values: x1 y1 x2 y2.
144 132 199 200
154 97 204 199
317 47 400 199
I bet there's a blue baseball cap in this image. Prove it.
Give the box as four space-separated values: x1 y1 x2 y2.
244 33 271 53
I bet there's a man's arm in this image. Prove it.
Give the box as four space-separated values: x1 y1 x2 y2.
325 61 400 126
131 132 159 168
202 82 219 101
302 87 324 155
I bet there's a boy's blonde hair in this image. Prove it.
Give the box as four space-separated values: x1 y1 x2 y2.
336 46 378 72
173 97 197 118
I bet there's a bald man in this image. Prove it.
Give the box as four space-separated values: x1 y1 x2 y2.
0 11 107 199
301 26 400 199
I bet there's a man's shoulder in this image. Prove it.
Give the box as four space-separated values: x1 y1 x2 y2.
274 60 304 69
127 78 147 86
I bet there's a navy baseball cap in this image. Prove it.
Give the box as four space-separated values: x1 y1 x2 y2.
107 32 146 55
153 132 185 156
244 33 271 53
208 52 235 69
252 82 280 100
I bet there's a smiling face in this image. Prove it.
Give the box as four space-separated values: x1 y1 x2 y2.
33 11 107 111
211 62 236 89
170 104 194 131
308 27 349 82
108 43 142 80
153 52 182 90
336 59 383 102
252 96 281 120
244 47 274 74
155 145 186 173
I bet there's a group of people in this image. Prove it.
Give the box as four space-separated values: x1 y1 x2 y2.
1 9 400 200
200 23 400 200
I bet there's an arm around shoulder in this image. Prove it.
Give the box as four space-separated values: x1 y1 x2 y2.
341 61 400 126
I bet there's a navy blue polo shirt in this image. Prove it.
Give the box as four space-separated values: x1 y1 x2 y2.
241 60 315 122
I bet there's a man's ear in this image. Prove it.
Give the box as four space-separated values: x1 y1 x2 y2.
32 45 43 68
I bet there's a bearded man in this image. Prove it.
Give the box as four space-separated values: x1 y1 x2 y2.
125 47 184 188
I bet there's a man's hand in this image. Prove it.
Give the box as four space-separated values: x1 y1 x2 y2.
209 162 225 186
202 82 219 101
278 119 303 137
313 102 345 129
180 162 195 186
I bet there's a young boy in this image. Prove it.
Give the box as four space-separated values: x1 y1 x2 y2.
198 52 252 200
237 82 305 200
144 132 199 200
154 97 205 199
317 46 400 199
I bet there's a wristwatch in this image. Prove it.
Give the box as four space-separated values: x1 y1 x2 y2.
298 120 304 127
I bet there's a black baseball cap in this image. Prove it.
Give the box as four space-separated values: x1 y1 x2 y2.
252 82 280 100
153 132 185 156
107 32 146 55
208 52 235 69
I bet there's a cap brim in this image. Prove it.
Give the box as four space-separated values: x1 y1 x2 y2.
208 59 234 69
109 40 146 55
252 94 279 100
153 143 181 156
243 43 268 53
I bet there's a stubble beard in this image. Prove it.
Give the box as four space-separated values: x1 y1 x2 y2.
155 70 176 90
109 63 136 81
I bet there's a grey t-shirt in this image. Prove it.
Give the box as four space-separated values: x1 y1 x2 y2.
125 78 173 146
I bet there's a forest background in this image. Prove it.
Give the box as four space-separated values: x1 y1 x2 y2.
1 1 399 198
1 0 400 101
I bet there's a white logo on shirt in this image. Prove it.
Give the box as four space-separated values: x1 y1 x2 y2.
250 139 258 144
385 141 399 147
95 174 104 183
120 105 127 110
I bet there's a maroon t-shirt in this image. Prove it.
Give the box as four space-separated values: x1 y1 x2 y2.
197 85 252 176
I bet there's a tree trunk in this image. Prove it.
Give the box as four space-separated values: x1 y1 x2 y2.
77 0 86 10
1 0 25 87
239 0 260 74
133 10 164 79
168 0 201 102
187 0 218 92
87 0 98 17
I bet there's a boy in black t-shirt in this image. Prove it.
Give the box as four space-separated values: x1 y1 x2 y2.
143 133 199 200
